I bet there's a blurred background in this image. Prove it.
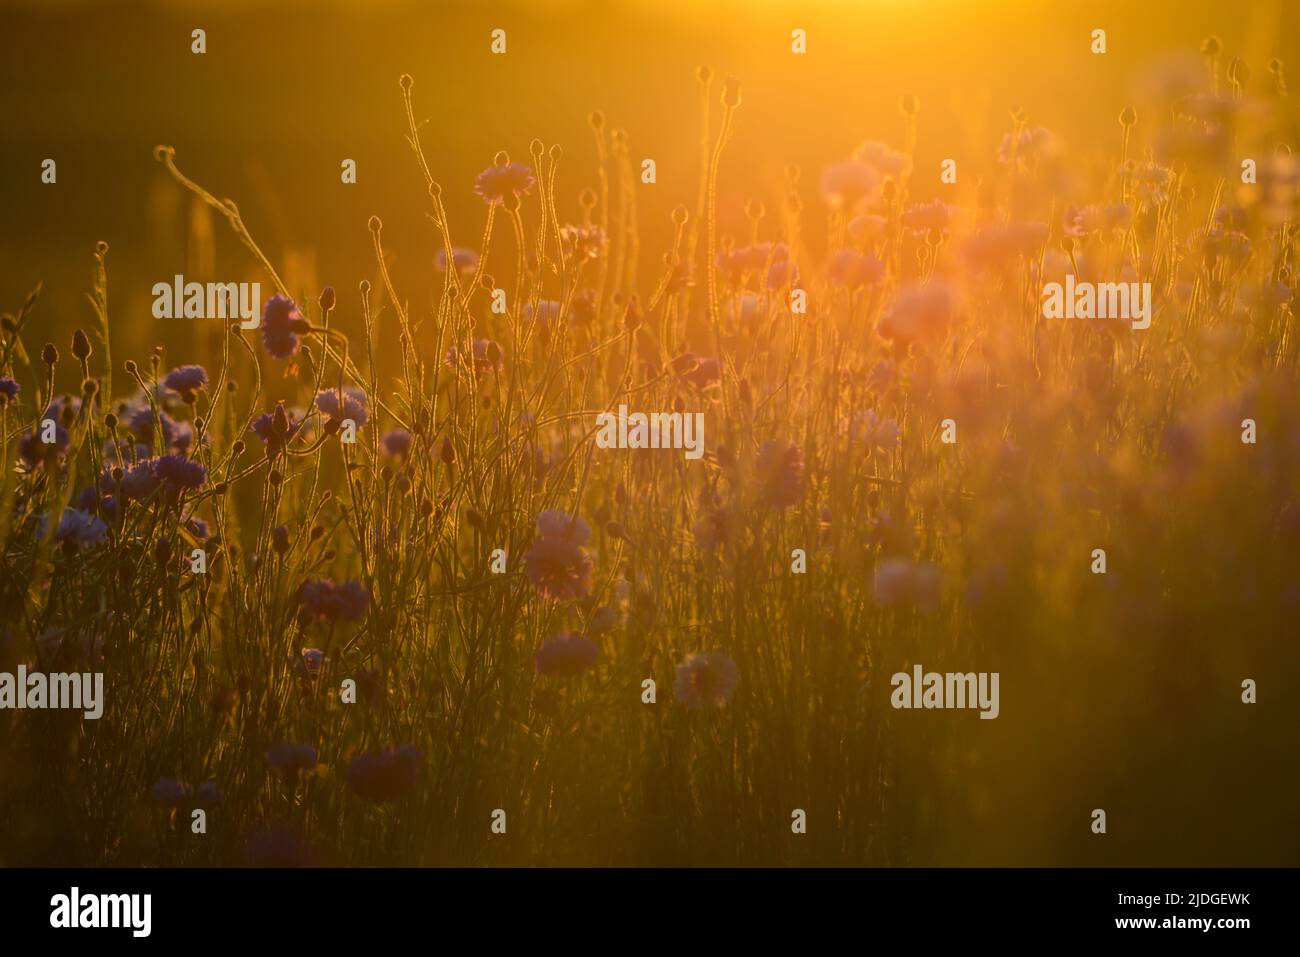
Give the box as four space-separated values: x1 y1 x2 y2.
0 0 1294 377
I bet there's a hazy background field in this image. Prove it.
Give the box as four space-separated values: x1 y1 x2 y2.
1 0 1292 363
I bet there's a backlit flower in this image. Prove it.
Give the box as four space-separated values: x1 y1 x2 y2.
674 652 739 708
535 632 599 677
163 364 209 403
314 387 369 428
474 161 535 205
261 294 306 359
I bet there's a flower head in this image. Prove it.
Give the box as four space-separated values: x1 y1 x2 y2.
250 404 302 450
266 743 318 774
435 247 480 273
474 161 535 205
151 777 190 807
18 424 69 471
674 652 739 708
297 578 369 623
523 511 594 601
261 294 306 359
820 160 880 210
535 632 599 677
314 387 369 429
446 338 505 376
40 508 108 550
294 647 330 680
827 249 885 289
119 459 161 499
162 364 209 403
124 405 192 453
902 199 957 233
560 224 608 262
879 282 956 345
155 454 207 492
381 428 412 459
872 557 941 611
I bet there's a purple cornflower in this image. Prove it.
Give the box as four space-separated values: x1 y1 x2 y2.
162 364 209 403
151 778 190 807
0 377 19 404
195 781 222 808
717 242 795 287
18 424 69 470
346 745 421 802
474 161 535 205
827 249 885 289
680 356 722 392
820 159 880 210
381 429 412 458
523 510 594 602
261 294 306 359
435 247 480 273
902 198 957 233
266 743 318 775
314 387 369 429
77 484 118 519
119 460 161 499
155 454 207 491
294 648 329 681
39 508 109 550
446 338 504 376
124 405 191 453
297 578 369 623
535 632 599 677
250 404 302 452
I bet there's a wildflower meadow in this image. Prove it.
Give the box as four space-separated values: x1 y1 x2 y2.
0 0 1297 871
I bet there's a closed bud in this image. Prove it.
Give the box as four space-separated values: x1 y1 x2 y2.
71 329 92 360
722 76 741 108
